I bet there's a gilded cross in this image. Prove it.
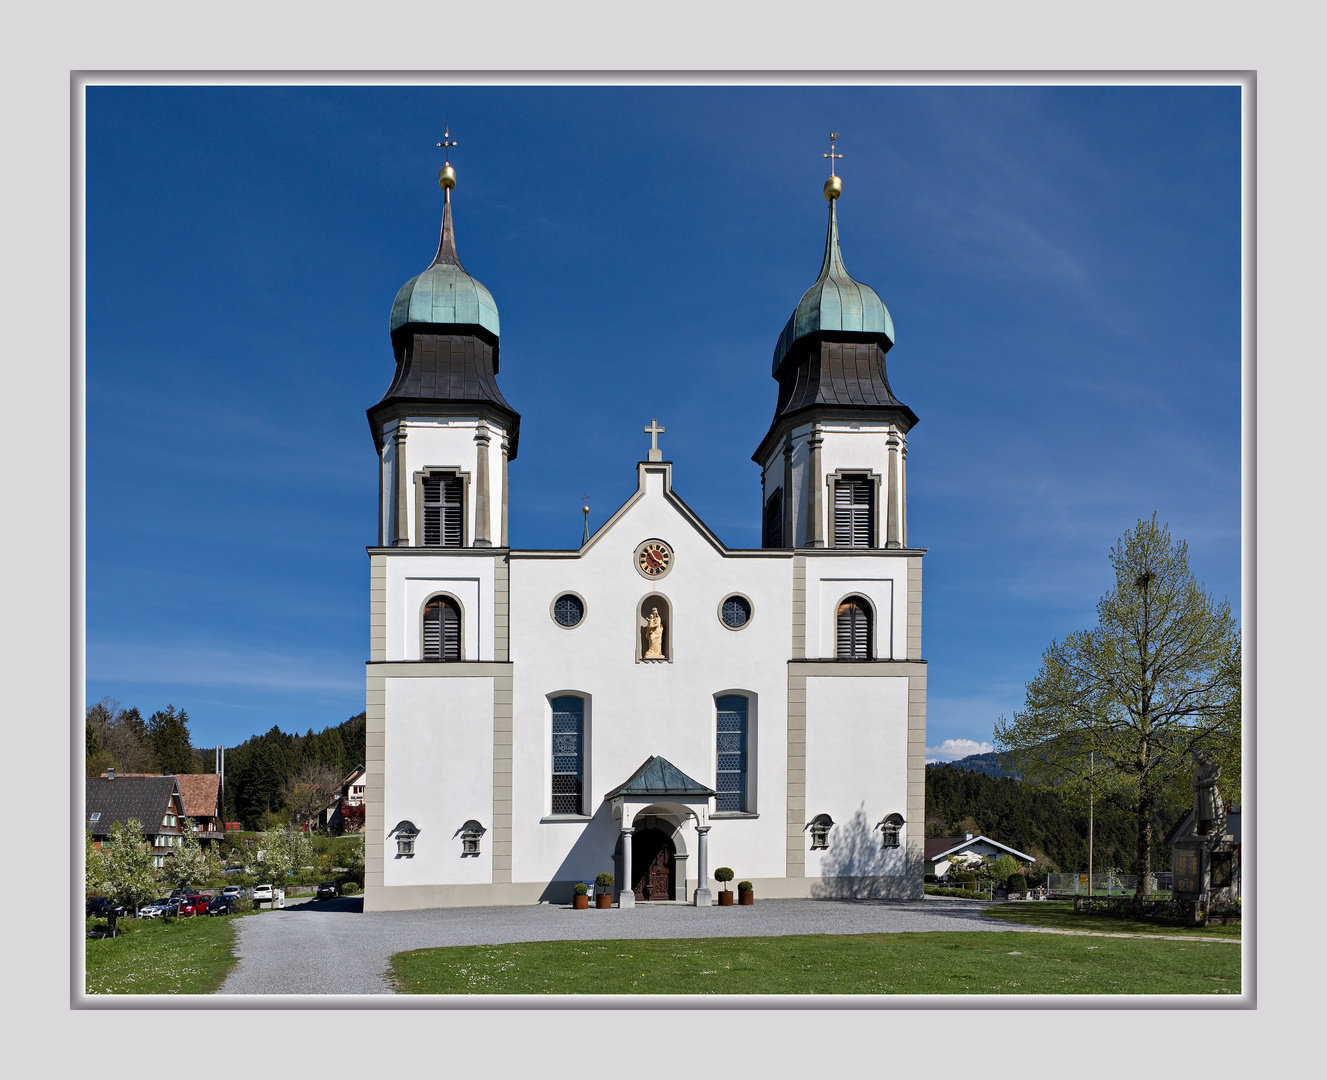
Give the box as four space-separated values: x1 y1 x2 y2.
824 132 842 177
436 126 458 164
644 418 665 462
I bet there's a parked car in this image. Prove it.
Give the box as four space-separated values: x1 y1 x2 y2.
138 897 180 918
86 897 126 919
178 894 210 916
206 896 237 916
252 884 274 902
221 885 243 899
315 881 340 901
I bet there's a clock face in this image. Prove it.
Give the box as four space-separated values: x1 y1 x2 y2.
635 540 673 578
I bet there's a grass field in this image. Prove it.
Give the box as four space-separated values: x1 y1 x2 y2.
84 914 243 995
983 901 1242 939
389 931 1240 995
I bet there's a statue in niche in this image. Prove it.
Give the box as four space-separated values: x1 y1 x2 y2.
642 606 666 660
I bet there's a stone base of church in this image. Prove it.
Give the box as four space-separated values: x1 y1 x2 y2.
364 874 922 912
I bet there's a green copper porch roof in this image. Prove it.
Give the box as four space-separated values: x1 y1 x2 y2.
390 190 500 337
770 197 893 375
606 756 717 799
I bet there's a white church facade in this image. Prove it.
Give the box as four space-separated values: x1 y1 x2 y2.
362 155 927 911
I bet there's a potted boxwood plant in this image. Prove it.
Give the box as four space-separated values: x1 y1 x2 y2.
595 872 614 908
738 880 754 905
572 882 590 909
715 866 735 905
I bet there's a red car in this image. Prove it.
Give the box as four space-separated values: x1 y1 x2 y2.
177 894 210 917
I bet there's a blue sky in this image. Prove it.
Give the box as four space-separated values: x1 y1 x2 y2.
84 84 1242 758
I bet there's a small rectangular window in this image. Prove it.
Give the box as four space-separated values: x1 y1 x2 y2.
716 696 748 813
551 696 584 815
762 489 784 548
833 475 874 547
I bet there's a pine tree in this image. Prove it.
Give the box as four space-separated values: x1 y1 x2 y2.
147 705 198 775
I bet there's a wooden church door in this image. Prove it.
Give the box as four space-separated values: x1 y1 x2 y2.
632 829 674 901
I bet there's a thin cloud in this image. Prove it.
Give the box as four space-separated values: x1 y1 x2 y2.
87 638 362 696
925 738 995 763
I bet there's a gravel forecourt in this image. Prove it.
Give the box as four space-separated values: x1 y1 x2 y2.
218 896 1025 995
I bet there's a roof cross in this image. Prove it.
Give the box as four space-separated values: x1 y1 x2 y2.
436 126 458 165
824 132 842 177
644 418 665 462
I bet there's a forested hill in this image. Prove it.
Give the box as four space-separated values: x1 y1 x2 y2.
942 751 1021 779
221 713 367 828
925 762 1162 875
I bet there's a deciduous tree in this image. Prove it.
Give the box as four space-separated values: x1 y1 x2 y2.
994 516 1240 906
86 818 161 920
158 818 209 891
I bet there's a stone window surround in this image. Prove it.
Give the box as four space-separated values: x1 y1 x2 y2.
712 689 758 818
832 590 877 661
549 590 588 629
826 467 883 549
413 466 471 549
716 592 755 631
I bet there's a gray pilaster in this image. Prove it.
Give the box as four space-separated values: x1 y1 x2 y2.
364 671 386 898
693 825 713 906
906 666 927 897
786 664 807 879
392 426 409 547
806 425 824 548
500 436 509 548
492 669 513 883
906 555 923 660
782 435 794 549
791 554 806 660
493 554 509 663
369 555 386 663
885 432 901 549
473 422 492 547
618 826 635 907
900 442 908 548
672 852 689 902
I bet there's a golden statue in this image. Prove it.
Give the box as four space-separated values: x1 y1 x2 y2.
643 606 665 660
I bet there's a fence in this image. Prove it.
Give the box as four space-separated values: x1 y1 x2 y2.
1047 872 1173 897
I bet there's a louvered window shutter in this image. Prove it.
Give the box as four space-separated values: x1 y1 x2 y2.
423 597 461 660
836 598 871 659
833 477 873 547
422 474 463 547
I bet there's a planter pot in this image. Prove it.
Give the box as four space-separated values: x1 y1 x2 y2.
739 890 754 905
718 890 734 906
572 894 590 909
596 893 612 909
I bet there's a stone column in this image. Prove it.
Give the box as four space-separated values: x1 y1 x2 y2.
806 425 824 548
392 425 410 547
500 435 510 548
885 433 901 549
781 436 794 549
618 827 635 908
473 422 492 547
693 825 713 906
900 441 908 548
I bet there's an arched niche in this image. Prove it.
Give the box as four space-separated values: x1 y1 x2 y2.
637 593 672 662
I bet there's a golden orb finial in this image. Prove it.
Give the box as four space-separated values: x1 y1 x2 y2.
823 131 843 200
437 126 458 191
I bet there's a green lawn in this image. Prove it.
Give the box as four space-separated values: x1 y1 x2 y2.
983 901 1242 939
389 931 1240 995
85 914 244 995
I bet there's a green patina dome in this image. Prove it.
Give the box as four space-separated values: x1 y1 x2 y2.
389 191 500 338
771 197 893 375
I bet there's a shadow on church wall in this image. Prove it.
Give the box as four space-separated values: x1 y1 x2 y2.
538 802 622 904
809 806 912 900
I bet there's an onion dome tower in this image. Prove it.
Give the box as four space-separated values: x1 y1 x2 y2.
368 138 520 548
753 141 918 551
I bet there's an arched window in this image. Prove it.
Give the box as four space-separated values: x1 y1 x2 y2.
551 696 585 815
715 695 749 813
836 596 872 660
423 596 462 660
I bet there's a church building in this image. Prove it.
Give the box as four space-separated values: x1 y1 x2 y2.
362 146 927 910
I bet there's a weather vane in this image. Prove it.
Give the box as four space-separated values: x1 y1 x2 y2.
437 125 458 191
824 132 842 177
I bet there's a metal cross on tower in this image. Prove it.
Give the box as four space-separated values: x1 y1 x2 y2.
644 418 665 462
436 126 458 164
824 132 842 177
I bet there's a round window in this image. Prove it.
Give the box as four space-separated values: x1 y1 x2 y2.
552 594 585 628
720 595 752 629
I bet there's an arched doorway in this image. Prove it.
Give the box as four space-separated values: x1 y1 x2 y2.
631 827 675 901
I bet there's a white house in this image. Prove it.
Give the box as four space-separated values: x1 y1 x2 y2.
925 834 1037 879
362 159 927 911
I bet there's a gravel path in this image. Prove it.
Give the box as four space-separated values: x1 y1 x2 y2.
219 896 1021 995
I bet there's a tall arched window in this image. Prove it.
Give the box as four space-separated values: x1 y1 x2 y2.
423 596 462 660
715 695 749 813
550 696 585 815
836 596 872 660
